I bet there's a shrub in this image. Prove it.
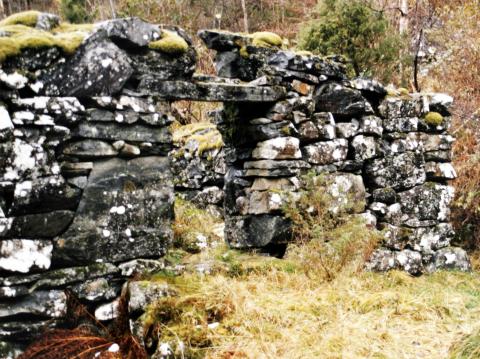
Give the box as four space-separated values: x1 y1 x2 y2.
172 198 223 253
282 173 382 281
297 0 406 82
60 0 92 23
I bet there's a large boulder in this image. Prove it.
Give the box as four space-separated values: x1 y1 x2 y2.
54 156 174 264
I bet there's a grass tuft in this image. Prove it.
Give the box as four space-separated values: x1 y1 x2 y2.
172 122 224 156
450 327 480 359
172 198 223 253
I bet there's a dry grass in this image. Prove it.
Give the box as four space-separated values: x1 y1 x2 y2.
144 242 480 359
172 121 224 156
143 173 480 358
20 292 147 359
172 197 223 254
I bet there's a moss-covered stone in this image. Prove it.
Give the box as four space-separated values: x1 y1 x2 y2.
0 18 92 62
0 37 20 62
149 30 189 55
424 111 444 126
0 10 40 27
251 31 283 47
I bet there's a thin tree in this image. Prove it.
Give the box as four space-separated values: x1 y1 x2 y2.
0 1 5 19
399 0 408 34
108 0 116 18
240 0 249 33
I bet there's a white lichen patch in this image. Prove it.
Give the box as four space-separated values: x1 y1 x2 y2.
0 70 28 89
95 299 120 321
0 239 53 273
14 180 32 198
0 106 13 130
101 58 113 68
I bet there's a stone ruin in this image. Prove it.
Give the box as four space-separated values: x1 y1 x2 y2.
0 14 470 357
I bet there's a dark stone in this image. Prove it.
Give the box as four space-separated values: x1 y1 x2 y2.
96 17 161 48
372 188 397 204
54 157 174 264
245 121 298 142
198 29 248 51
3 211 74 238
0 290 67 319
0 263 120 289
130 47 196 81
41 36 133 96
62 140 118 159
314 83 372 116
137 79 287 102
72 122 172 144
398 183 454 226
365 152 426 191
225 215 292 248
431 247 471 271
9 176 82 216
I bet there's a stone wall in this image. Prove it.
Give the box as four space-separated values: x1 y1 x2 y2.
0 15 191 357
0 13 469 357
199 29 470 274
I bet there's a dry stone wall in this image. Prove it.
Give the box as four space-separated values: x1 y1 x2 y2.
0 14 470 357
199 29 469 275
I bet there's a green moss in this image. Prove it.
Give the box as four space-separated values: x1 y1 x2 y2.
53 31 87 54
0 10 40 27
149 30 189 55
239 45 249 58
281 125 292 136
251 31 283 47
53 22 95 33
13 32 55 49
0 37 20 62
295 50 313 56
0 18 92 62
424 111 444 126
398 87 409 96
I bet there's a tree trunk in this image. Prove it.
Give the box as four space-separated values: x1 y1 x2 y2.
6 0 11 16
0 1 5 20
399 0 409 34
240 0 249 33
108 0 116 19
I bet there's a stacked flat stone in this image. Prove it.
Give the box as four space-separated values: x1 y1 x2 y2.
0 16 470 357
0 16 194 357
199 30 469 274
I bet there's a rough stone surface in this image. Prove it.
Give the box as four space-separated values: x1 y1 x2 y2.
55 157 174 264
0 14 465 354
226 215 292 248
302 139 348 165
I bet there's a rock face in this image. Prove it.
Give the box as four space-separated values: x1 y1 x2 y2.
0 14 466 356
